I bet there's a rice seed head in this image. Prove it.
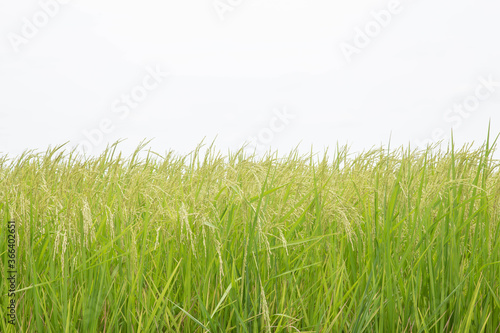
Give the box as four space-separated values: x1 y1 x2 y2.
260 281 271 333
215 239 224 279
61 231 67 274
53 226 61 261
82 199 95 248
278 228 289 256
180 203 197 256
106 207 115 240
202 225 207 257
154 226 161 250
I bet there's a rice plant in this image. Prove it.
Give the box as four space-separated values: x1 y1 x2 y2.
1 135 500 332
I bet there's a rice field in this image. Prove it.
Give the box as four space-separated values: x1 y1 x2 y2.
1 137 500 332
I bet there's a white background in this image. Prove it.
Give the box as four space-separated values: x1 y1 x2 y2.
1 0 500 157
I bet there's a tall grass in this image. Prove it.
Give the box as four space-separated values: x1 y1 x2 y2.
1 137 500 332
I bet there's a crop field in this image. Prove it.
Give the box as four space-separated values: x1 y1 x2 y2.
1 138 500 332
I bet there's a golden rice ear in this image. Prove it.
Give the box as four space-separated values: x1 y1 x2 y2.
82 199 96 249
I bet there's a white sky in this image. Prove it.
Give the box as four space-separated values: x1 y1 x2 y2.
1 0 500 158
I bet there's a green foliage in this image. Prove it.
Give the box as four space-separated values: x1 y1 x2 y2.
1 138 500 332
